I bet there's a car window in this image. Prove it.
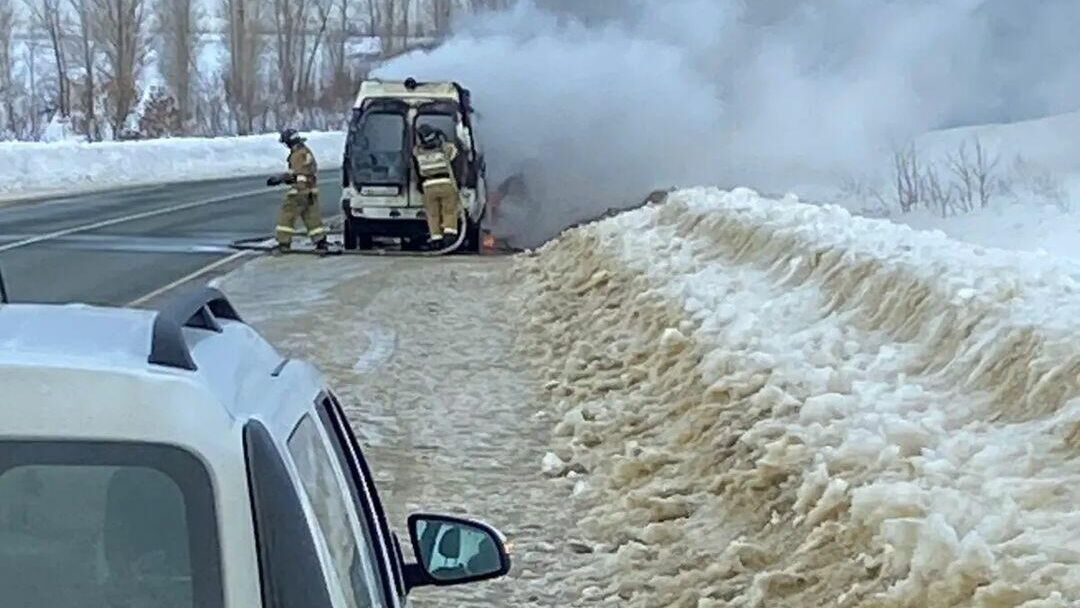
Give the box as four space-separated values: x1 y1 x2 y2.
317 395 402 599
0 441 222 608
289 415 387 608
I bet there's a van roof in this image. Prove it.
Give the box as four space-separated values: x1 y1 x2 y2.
354 79 461 107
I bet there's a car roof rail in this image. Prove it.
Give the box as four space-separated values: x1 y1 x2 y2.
148 287 244 371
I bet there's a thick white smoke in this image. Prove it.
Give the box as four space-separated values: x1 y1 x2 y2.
376 0 1080 247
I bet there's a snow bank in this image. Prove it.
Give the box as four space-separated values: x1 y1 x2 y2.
515 187 1080 606
0 131 345 199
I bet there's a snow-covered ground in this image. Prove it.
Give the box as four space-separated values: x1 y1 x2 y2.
0 131 345 200
515 187 1080 606
901 203 1080 261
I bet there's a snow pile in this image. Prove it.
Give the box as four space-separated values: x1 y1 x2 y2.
514 188 1080 606
0 131 345 198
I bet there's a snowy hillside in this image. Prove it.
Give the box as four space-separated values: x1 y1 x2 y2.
857 111 1080 260
0 132 345 198
516 187 1080 606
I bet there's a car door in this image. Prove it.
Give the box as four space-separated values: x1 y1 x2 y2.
286 408 396 608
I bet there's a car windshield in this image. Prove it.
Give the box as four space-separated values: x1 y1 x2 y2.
348 111 407 187
0 441 222 608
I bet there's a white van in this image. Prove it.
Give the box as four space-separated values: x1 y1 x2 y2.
341 78 488 252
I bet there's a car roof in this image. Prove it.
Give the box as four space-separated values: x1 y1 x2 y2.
0 303 158 371
0 289 324 425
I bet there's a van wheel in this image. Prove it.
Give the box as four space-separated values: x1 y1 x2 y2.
345 219 373 250
461 219 482 253
343 218 356 250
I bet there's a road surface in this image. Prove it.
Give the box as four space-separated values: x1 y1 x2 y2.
0 173 341 306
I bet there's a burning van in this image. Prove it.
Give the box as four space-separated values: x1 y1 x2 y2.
341 78 488 253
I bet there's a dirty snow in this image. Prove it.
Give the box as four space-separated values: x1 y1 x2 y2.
0 131 344 200
514 187 1080 606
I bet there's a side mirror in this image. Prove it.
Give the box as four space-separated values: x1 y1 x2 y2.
405 513 511 590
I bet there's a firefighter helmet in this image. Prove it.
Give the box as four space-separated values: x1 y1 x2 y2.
279 128 305 147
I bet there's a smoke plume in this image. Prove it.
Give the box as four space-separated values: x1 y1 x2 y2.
376 0 1080 248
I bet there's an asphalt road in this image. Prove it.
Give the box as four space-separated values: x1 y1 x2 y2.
0 173 342 306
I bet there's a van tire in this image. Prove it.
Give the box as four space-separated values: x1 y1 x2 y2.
345 219 373 250
461 219 482 253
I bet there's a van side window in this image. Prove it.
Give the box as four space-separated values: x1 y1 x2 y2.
288 415 386 608
244 421 333 608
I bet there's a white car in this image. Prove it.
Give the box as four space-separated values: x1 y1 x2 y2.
0 287 511 607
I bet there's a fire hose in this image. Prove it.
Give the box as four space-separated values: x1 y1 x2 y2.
229 209 470 257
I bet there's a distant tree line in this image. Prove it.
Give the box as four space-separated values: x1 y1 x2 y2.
0 0 511 140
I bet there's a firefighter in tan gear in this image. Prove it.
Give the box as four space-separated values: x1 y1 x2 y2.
413 124 461 247
267 129 328 254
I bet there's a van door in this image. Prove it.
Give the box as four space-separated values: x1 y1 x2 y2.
347 101 410 209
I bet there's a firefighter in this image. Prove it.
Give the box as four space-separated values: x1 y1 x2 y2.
413 124 461 247
268 128 328 254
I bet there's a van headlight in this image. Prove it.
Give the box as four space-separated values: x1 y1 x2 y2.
360 185 401 196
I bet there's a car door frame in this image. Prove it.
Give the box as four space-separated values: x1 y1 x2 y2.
313 391 406 606
243 418 345 608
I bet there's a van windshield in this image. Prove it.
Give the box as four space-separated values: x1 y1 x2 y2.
0 441 223 608
348 111 407 187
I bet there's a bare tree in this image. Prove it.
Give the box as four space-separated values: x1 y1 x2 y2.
91 0 148 137
376 0 397 55
324 0 352 105
948 146 974 213
972 138 999 209
893 145 923 214
948 137 1000 212
0 0 16 137
157 0 200 133
25 0 71 118
431 0 452 37
469 0 509 12
365 0 378 36
272 0 332 121
924 165 956 218
69 0 102 140
25 36 41 137
223 0 266 134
